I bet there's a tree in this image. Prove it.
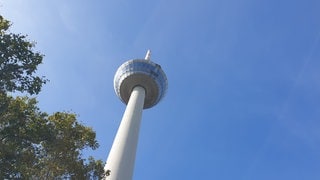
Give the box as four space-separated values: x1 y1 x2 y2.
0 16 104 178
0 15 47 95
0 95 104 179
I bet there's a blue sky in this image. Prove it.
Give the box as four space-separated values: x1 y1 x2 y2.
1 0 320 179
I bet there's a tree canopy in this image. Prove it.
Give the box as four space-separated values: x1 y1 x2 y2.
0 15 47 95
0 15 104 179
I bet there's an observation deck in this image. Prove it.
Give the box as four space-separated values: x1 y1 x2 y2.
114 53 168 109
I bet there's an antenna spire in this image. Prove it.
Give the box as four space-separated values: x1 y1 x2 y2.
145 50 151 61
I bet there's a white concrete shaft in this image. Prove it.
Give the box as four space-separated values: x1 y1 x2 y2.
104 86 145 180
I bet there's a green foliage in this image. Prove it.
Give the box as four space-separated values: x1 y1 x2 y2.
0 94 104 179
0 15 47 95
0 16 10 33
0 16 104 178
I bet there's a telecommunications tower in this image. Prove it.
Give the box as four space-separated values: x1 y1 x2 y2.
104 50 168 180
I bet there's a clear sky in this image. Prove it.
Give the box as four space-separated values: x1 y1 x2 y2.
1 0 320 179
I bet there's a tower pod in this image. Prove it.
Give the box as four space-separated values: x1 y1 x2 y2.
114 59 168 109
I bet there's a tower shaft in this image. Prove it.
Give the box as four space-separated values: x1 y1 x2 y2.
104 86 145 180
